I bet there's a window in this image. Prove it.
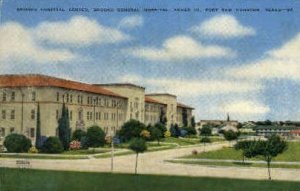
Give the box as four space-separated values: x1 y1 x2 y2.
56 92 60 102
56 110 59 120
2 110 6 119
2 92 6 101
11 92 15 101
0 128 5 137
66 94 69 103
89 112 93 120
70 111 73 121
87 112 90 120
30 128 35 138
77 95 80 103
32 92 36 101
31 109 35 120
10 110 15 120
70 94 73 103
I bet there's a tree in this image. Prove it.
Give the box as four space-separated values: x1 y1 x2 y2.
149 126 162 145
200 125 212 152
72 129 87 141
154 122 167 137
58 103 71 150
118 119 146 142
182 108 188 127
129 138 147 174
86 125 106 147
170 124 181 137
223 130 239 144
41 136 64 153
4 134 32 153
35 103 42 149
234 140 254 163
190 116 196 129
250 135 287 180
159 108 167 126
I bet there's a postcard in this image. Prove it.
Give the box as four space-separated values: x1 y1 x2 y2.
0 0 300 190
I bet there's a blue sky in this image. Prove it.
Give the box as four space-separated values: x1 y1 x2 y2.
1 0 300 121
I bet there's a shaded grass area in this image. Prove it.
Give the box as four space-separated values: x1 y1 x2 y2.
163 137 224 146
0 168 299 191
62 149 109 155
168 160 300 169
183 142 300 162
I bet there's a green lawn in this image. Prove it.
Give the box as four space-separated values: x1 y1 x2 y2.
0 168 299 191
162 137 224 146
62 149 109 155
168 160 300 169
0 154 88 160
183 142 300 162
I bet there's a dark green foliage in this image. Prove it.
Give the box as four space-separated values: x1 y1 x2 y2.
118 119 146 142
182 126 197 135
80 136 89 149
129 138 147 154
154 122 167 137
190 116 196 128
182 108 188 127
223 130 239 141
58 103 71 150
41 137 64 153
200 137 211 143
170 124 181 137
149 126 162 145
200 125 212 137
35 103 42 149
72 129 87 141
129 138 147 174
239 135 288 180
86 126 106 147
4 134 32 153
234 140 255 162
159 108 167 125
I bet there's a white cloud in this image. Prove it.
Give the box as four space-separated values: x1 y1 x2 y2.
191 15 256 38
219 101 270 115
119 15 143 29
228 33 300 81
118 74 262 97
125 35 235 61
0 22 77 64
34 16 130 47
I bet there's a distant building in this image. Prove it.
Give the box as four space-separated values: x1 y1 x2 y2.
254 125 300 137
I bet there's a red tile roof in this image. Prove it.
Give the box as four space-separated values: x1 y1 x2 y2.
145 96 166 105
177 102 194 109
291 130 300 134
0 74 127 98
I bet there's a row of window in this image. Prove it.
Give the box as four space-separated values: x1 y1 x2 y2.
1 91 36 102
56 92 123 108
0 127 15 137
145 114 159 122
1 109 36 120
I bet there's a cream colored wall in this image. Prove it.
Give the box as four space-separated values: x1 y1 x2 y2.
146 95 177 129
144 102 166 126
100 85 145 123
0 87 127 141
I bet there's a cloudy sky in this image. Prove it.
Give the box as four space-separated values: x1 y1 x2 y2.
1 0 300 121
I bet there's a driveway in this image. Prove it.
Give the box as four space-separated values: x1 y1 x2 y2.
1 142 300 181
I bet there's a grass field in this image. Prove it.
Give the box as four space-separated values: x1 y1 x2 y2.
183 142 300 162
163 136 224 146
0 168 299 191
168 160 300 169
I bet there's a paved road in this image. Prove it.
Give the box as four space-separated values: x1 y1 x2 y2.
1 142 300 181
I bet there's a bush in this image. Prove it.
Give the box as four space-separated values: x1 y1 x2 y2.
170 124 181 137
164 131 171 138
182 126 197 135
118 119 146 142
200 137 211 143
224 130 239 141
28 146 39 153
69 140 81 150
41 137 64 153
154 123 167 137
86 126 106 147
4 134 32 153
80 136 89 149
140 130 151 139
72 129 87 141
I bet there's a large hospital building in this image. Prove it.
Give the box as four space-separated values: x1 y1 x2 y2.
0 74 194 142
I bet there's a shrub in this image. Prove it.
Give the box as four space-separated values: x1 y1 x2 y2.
69 140 81 150
140 130 151 139
154 123 167 137
118 119 146 142
182 126 197 135
164 131 171 138
41 137 64 153
86 126 106 147
4 134 32 153
224 130 239 141
28 146 39 153
80 136 89 149
200 137 211 143
170 124 181 137
72 129 87 141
